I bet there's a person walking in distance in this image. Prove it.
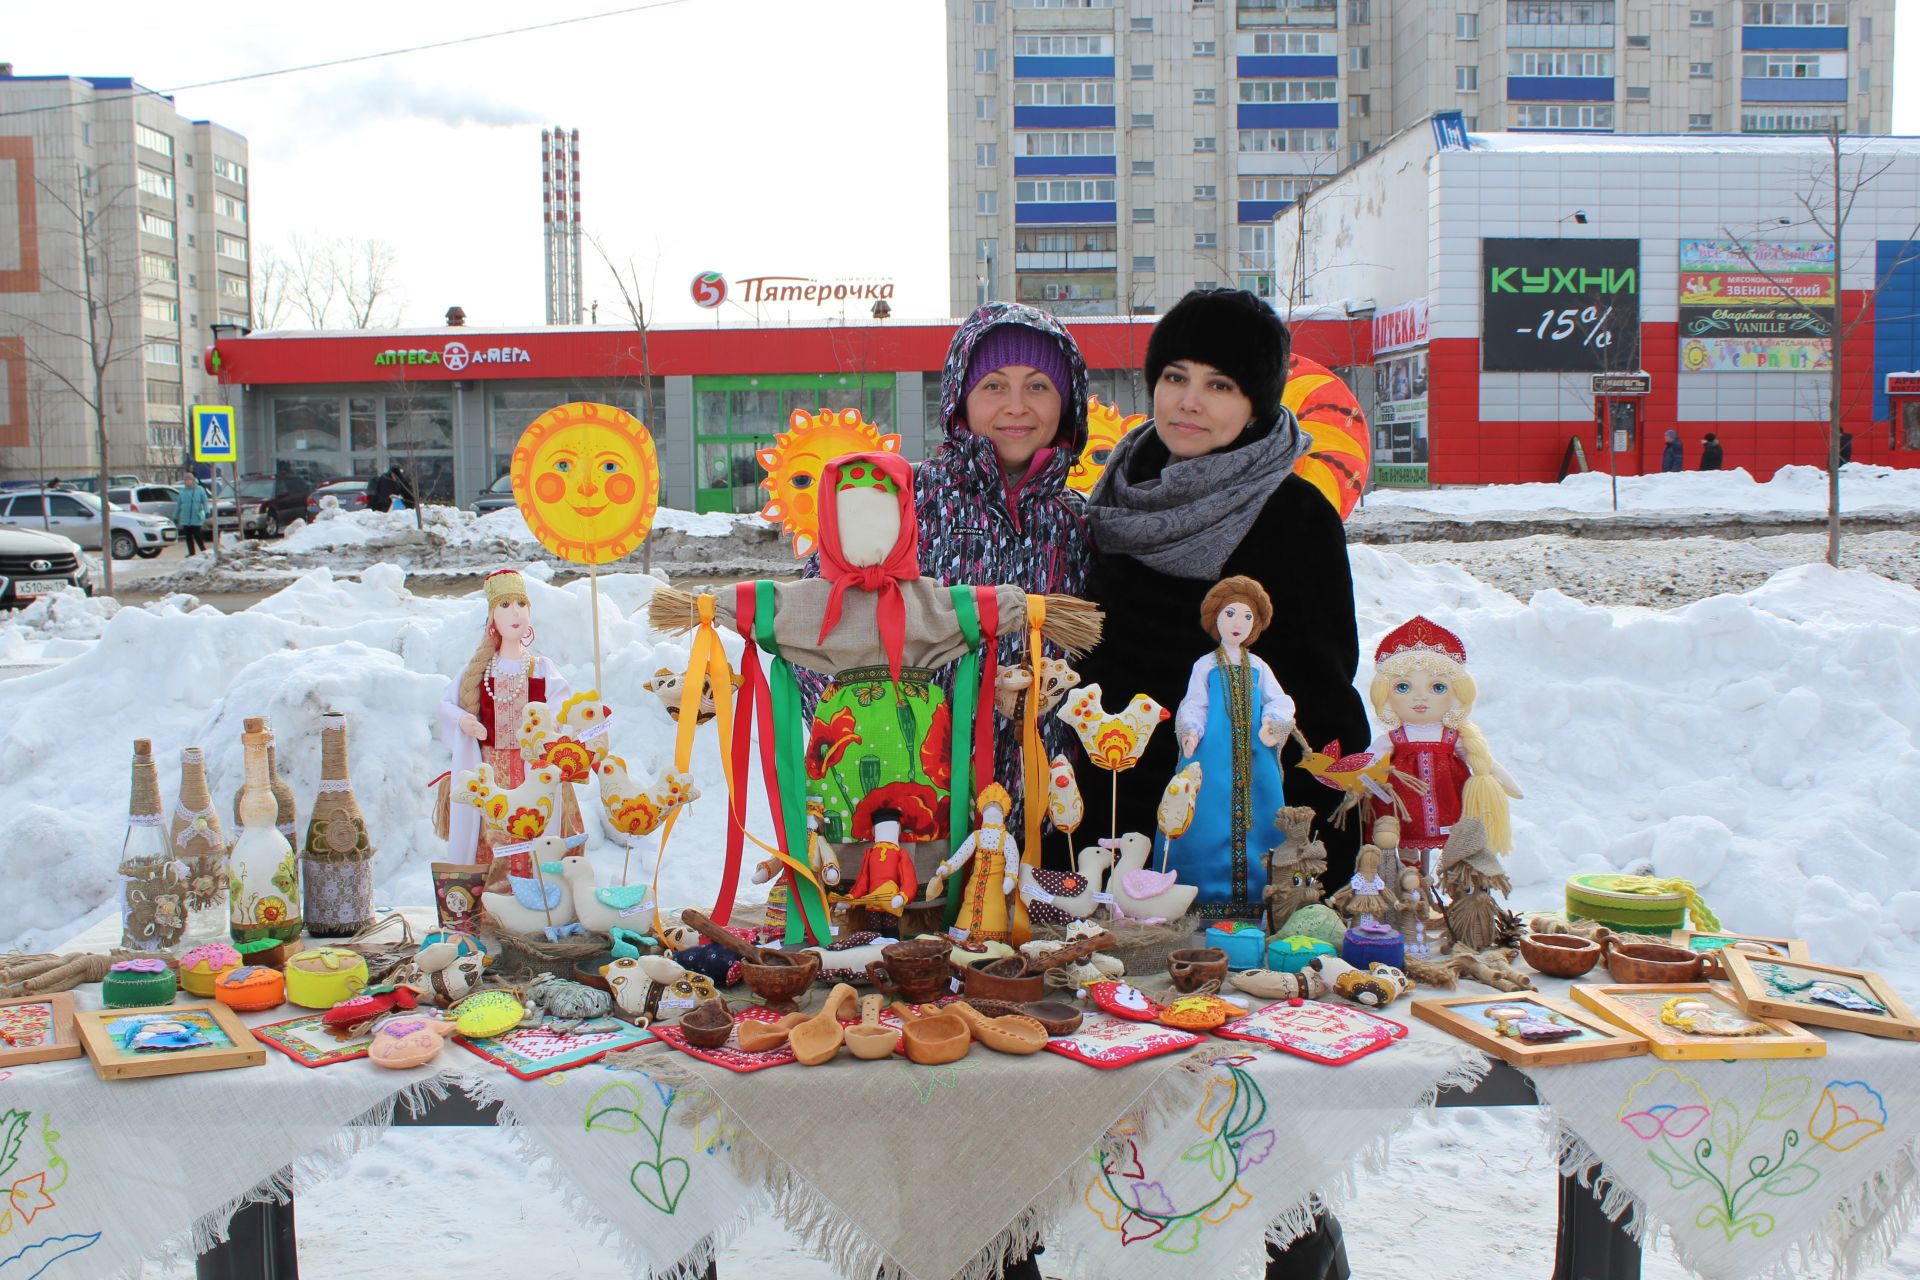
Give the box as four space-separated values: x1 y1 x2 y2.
174 473 212 556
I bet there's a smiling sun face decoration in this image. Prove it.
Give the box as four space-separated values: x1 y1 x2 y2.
511 402 661 564
757 407 901 558
1069 395 1147 496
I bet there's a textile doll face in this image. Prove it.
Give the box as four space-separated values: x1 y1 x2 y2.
1215 600 1258 650
1385 667 1460 728
491 595 532 649
965 364 1062 474
833 468 903 568
1153 360 1255 459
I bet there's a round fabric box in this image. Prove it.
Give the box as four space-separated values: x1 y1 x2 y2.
215 965 287 1012
1341 925 1406 971
1265 935 1336 974
284 947 370 1010
1276 904 1345 949
1565 874 1691 933
1204 922 1267 970
179 943 243 997
103 958 177 1008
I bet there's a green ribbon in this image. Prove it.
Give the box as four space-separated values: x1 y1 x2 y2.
944 585 984 931
755 581 834 946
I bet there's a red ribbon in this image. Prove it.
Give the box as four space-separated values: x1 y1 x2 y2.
974 586 999 788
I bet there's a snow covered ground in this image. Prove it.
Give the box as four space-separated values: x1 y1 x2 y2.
1362 462 1920 518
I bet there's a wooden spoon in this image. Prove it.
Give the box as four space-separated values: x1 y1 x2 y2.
1019 930 1118 977
789 982 859 1066
677 909 771 967
736 1011 809 1054
890 1001 972 1065
845 994 899 1060
947 1000 1048 1055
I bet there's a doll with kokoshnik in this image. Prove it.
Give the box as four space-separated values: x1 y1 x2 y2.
649 451 1101 936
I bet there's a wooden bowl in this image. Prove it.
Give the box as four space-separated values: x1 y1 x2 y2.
678 999 735 1049
897 1007 971 1065
740 950 819 1013
963 958 1045 1004
1519 932 1604 978
1166 947 1231 994
1604 940 1705 985
866 938 953 1004
1022 1000 1083 1037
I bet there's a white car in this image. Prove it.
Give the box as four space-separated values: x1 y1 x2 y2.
108 483 183 524
0 489 177 559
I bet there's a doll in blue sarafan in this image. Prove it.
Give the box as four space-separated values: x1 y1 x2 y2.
1166 576 1296 921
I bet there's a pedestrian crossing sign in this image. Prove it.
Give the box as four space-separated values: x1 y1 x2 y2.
191 405 237 462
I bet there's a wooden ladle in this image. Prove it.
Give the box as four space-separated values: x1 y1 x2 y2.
948 1000 1048 1055
678 909 773 967
845 994 899 1060
1020 929 1119 977
890 1001 972 1065
736 1011 809 1054
789 982 859 1066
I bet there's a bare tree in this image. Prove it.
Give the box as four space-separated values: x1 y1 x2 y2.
251 247 292 329
383 365 429 531
341 239 400 328
591 236 657 570
269 233 402 329
1720 128 1920 568
0 168 145 594
285 232 341 329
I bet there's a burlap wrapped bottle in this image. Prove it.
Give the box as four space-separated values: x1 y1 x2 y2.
231 717 303 944
169 745 230 945
233 724 299 845
302 712 375 936
119 739 188 952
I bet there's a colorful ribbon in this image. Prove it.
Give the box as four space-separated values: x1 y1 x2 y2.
750 581 834 946
651 594 737 936
944 585 985 931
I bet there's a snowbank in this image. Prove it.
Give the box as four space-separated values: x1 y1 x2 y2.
1363 463 1920 518
5 551 1920 993
278 502 755 557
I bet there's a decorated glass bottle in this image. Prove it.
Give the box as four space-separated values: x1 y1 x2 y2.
119 739 189 952
231 717 303 944
169 745 231 945
234 723 299 846
302 712 376 937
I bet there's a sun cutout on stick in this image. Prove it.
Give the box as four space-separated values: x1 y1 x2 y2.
1069 396 1148 496
1283 355 1370 520
511 401 661 564
757 407 901 557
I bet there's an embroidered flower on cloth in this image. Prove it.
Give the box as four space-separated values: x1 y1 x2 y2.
537 738 598 784
1618 1067 1711 1141
806 708 861 780
1808 1080 1887 1153
505 806 548 841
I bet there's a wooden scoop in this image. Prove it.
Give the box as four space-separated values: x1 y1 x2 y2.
789 982 859 1066
736 1011 809 1054
845 994 899 1060
678 909 771 966
890 1001 972 1065
1019 930 1118 977
948 1000 1048 1055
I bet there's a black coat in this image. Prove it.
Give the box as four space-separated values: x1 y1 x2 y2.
1699 441 1724 471
1074 470 1372 887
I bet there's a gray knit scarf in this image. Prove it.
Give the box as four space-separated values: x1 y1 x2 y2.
1084 406 1307 579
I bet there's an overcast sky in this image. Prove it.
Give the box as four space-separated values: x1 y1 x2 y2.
9 0 1917 330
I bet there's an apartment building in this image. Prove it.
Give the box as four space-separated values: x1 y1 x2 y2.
0 69 251 479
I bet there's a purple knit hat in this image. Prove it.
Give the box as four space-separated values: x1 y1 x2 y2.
962 324 1072 403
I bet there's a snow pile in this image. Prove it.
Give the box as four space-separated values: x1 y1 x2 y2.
276 503 756 558
1364 463 1920 518
0 588 211 664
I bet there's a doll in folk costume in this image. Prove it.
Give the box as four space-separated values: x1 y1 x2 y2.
435 569 584 886
650 452 1101 928
1329 844 1401 931
926 783 1019 944
1165 576 1296 921
1366 616 1522 877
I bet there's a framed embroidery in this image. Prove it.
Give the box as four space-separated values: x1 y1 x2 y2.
456 1021 656 1080
1720 952 1920 1043
1571 983 1826 1061
74 1002 266 1080
1669 929 1809 978
0 993 82 1067
1412 992 1647 1067
1214 1001 1406 1065
1044 1011 1204 1069
254 1012 377 1068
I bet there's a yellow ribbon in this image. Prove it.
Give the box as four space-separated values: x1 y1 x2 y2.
651 594 739 937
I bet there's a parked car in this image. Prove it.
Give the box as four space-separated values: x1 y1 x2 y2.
471 473 517 516
109 483 183 524
66 474 145 495
0 489 176 559
306 478 373 520
0 526 91 608
219 473 311 538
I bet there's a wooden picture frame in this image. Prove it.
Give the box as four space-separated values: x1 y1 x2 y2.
1570 982 1826 1061
0 993 83 1067
1670 929 1809 977
1721 951 1920 1043
74 1002 267 1080
1412 992 1648 1067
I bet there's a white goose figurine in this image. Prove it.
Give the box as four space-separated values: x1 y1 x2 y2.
1019 842 1117 928
560 855 653 936
1105 832 1198 924
479 835 583 937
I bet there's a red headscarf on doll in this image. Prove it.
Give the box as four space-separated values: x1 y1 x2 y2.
816 452 919 685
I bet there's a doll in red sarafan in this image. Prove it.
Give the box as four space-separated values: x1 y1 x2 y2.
1365 617 1523 877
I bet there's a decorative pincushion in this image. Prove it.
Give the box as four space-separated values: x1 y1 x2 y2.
103 958 177 1008
1204 922 1266 970
284 947 370 1009
1266 935 1336 974
1340 922 1406 971
179 943 242 997
323 986 420 1030
451 990 525 1039
1086 981 1166 1023
1156 993 1240 1032
215 965 287 1012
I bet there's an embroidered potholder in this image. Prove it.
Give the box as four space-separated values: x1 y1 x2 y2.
1086 981 1166 1022
1044 1010 1204 1069
1214 1000 1407 1066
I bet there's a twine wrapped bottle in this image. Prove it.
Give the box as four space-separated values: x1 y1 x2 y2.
231 716 303 944
235 724 299 845
302 712 375 937
169 745 231 945
119 739 188 952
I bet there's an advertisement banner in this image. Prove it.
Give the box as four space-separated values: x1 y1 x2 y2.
1371 349 1428 480
1677 239 1835 373
1481 238 1641 373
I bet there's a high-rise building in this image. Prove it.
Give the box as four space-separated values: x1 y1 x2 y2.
0 69 251 479
947 0 1894 317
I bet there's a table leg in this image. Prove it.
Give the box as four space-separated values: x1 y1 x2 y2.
195 1179 299 1280
1551 1170 1639 1280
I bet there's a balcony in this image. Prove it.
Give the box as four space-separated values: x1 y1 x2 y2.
1237 0 1338 27
1506 23 1616 46
1014 251 1120 271
1741 76 1848 102
1506 75 1616 101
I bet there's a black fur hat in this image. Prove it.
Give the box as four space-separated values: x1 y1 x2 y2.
1145 288 1293 425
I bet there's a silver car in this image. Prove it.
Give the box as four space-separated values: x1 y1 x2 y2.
108 483 183 524
0 489 177 559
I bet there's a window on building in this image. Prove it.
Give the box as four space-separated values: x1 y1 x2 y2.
1012 34 1112 55
1194 136 1218 152
1194 40 1217 55
1858 67 1870 92
1131 63 1154 80
1690 7 1714 23
1741 3 1846 24
1194 184 1218 199
147 381 180 405
1015 178 1116 202
1013 82 1115 105
1349 94 1371 117
1132 207 1155 222
1133 255 1156 271
1510 51 1614 74
1349 0 1370 21
1512 103 1616 128
1627 85 1651 100
1689 113 1714 129
1016 131 1117 155
1349 46 1370 69
1130 15 1153 30
217 234 247 262
1247 33 1338 55
1012 0 1116 6
1465 114 1480 128
141 253 177 281
977 142 998 167
1236 127 1340 151
1194 87 1217 104
135 124 173 156
1690 60 1714 76
1507 2 1618 24
1740 109 1842 131
1350 140 1372 162
977 95 994 119
1238 224 1275 267
976 48 997 72
145 340 181 366
1742 53 1832 76
1859 16 1870 39
213 155 246 185
80 121 92 145
141 296 179 325
1195 232 1218 249
1456 12 1479 37
217 194 246 222
1132 159 1155 175
977 237 999 263
1626 34 1650 47
974 0 995 21
1456 66 1479 89
137 167 173 199
139 211 174 240
1238 176 1321 201
978 190 999 214
1132 112 1154 126
220 274 248 297
1238 79 1339 103
185 234 195 248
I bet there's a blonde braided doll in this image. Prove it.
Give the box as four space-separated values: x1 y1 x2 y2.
1365 617 1521 875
